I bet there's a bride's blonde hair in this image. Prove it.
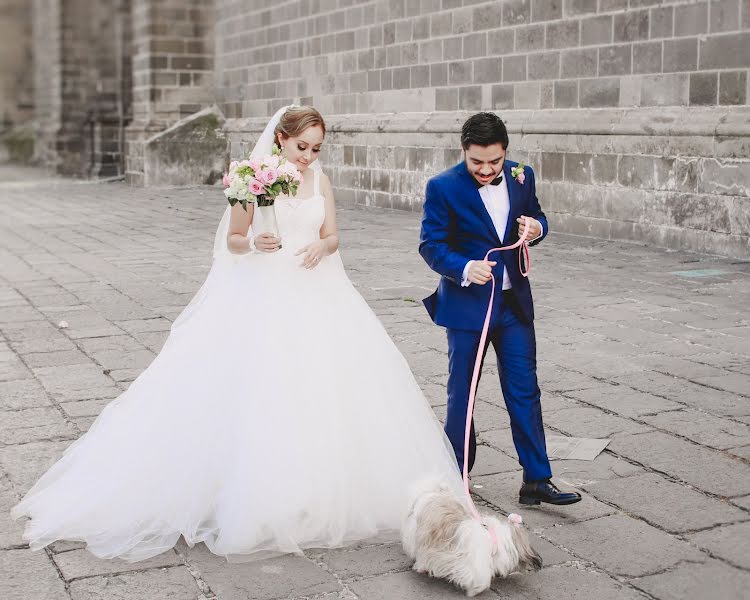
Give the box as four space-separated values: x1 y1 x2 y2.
273 106 326 149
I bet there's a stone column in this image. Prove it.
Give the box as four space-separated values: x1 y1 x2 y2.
29 0 131 176
125 0 216 184
0 0 33 162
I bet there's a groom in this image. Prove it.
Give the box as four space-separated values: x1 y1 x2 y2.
419 112 580 506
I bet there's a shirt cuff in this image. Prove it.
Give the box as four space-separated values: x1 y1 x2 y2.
461 260 473 287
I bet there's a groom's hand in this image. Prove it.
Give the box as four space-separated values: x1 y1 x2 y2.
516 216 542 240
467 260 497 285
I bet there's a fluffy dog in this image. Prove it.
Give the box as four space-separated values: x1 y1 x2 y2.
402 481 542 596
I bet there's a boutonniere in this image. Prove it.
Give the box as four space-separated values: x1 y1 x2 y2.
511 163 525 184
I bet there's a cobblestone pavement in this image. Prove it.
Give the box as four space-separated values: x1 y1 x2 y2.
1 165 749 599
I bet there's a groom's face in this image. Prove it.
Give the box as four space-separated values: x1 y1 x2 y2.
464 144 506 186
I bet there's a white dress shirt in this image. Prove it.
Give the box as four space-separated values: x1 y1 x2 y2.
461 175 543 290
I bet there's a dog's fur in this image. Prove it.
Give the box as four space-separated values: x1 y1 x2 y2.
402 481 542 596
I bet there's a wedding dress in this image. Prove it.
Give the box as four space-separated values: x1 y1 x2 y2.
11 110 462 562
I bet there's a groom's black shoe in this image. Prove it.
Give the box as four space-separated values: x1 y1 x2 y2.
519 480 582 506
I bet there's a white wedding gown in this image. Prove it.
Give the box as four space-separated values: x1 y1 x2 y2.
12 169 462 562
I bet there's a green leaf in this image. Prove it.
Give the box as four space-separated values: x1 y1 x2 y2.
228 198 238 206
241 199 247 211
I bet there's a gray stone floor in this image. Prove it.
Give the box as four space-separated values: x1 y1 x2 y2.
0 164 748 599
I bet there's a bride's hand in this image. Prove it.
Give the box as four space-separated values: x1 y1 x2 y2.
255 232 282 252
295 240 326 269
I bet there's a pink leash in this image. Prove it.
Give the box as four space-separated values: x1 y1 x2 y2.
462 218 532 545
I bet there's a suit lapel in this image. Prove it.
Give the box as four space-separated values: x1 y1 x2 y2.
502 161 518 244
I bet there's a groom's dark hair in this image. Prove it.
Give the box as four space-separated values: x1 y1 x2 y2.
460 112 509 150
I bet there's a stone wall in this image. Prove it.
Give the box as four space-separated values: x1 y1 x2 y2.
216 0 749 259
0 0 32 131
5 0 749 257
125 0 217 184
29 0 132 176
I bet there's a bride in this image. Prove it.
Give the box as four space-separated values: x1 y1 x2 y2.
11 105 462 562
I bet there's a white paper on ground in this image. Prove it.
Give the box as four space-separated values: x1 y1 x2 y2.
546 436 611 461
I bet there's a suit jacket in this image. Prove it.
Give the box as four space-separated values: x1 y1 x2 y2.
419 160 548 331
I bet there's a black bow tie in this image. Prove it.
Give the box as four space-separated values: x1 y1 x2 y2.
474 174 503 188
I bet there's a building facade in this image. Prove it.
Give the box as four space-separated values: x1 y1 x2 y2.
2 0 749 258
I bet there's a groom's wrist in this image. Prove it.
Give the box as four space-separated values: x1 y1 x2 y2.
461 261 473 287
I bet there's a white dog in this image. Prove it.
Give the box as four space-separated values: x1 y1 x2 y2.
402 481 542 597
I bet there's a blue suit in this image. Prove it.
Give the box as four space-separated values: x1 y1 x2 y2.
419 160 552 483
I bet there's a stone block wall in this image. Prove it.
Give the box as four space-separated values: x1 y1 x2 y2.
0 0 33 131
125 0 216 184
217 0 749 259
29 0 132 176
5 0 748 257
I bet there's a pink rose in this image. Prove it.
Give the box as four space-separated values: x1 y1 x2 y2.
260 168 278 185
222 173 232 187
239 159 252 168
249 158 262 172
248 179 264 195
516 172 525 184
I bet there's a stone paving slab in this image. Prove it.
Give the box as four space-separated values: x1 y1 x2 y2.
53 547 183 581
583 473 748 533
0 548 70 600
0 172 749 598
541 514 706 578
630 559 750 600
67 566 202 600
492 565 648 600
686 521 750 570
183 544 342 600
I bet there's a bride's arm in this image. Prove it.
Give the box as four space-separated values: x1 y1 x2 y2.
227 202 253 253
319 172 339 254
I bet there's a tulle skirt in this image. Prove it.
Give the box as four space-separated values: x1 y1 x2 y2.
12 248 461 562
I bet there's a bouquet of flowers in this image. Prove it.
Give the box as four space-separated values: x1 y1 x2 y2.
222 146 303 237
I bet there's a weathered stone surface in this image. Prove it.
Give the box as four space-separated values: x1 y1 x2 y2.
184 544 341 600
631 559 750 600
544 406 651 439
315 542 412 580
608 431 750 497
144 106 229 187
349 569 502 599
0 440 70 492
0 406 77 445
584 473 747 533
543 514 705 578
0 489 26 550
639 409 750 450
68 566 200 599
492 565 645 599
54 548 182 581
564 385 682 417
0 549 69 600
471 444 522 476
0 379 52 410
686 522 750 570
